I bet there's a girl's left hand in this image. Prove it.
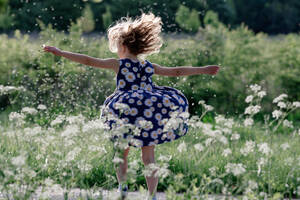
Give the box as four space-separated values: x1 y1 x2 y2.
205 65 220 75
43 45 62 56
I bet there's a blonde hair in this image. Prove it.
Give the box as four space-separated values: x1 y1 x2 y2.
107 12 163 57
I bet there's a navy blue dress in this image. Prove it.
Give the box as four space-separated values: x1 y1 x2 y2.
100 58 189 147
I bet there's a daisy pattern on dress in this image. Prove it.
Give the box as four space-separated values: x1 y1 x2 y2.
137 100 142 106
135 116 145 127
144 99 153 107
131 85 139 91
125 62 131 68
141 76 147 81
121 67 129 75
144 109 153 118
142 132 149 138
118 79 126 88
155 113 162 121
161 108 167 114
125 72 136 82
163 97 171 107
145 66 153 73
151 131 158 139
140 82 146 89
128 98 135 104
130 107 138 116
151 96 157 102
145 84 152 91
140 60 147 67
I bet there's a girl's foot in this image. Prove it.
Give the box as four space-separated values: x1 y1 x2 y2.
148 194 157 200
118 183 128 200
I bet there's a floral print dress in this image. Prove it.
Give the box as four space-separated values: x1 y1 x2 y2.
100 58 189 147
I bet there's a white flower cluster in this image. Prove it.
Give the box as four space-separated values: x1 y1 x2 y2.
0 85 26 95
225 163 246 176
244 105 261 115
21 107 38 115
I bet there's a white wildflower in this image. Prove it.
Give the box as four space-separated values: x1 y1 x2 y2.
194 143 204 152
225 163 246 176
273 94 288 103
283 119 293 128
245 95 253 103
61 124 80 137
66 147 81 162
177 142 187 153
50 115 66 126
249 84 261 93
11 155 26 166
205 138 214 146
158 155 172 162
257 91 266 98
272 110 282 119
244 105 261 115
114 102 130 111
284 157 293 166
258 142 272 155
9 112 25 121
231 133 240 141
66 114 85 124
247 180 258 190
277 102 286 109
240 140 256 156
222 148 232 157
204 104 214 111
280 143 290 151
292 101 300 108
21 107 38 115
37 104 47 110
244 118 254 126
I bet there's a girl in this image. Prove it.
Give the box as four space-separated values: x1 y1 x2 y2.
44 12 220 200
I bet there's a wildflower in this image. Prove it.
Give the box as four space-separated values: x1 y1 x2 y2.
280 143 290 151
114 102 130 111
204 104 214 111
66 114 85 124
283 119 293 128
225 163 246 176
272 110 282 119
244 105 261 115
257 91 266 98
258 142 272 155
9 112 25 121
21 107 38 115
249 84 261 93
245 95 253 103
158 155 172 162
240 140 256 156
11 155 26 166
231 133 240 141
277 102 286 109
273 94 288 103
194 143 204 152
50 115 66 126
222 148 232 157
177 141 187 153
292 101 300 108
244 118 254 126
37 104 47 110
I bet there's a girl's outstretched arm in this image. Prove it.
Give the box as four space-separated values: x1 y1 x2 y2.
152 63 220 77
43 46 119 74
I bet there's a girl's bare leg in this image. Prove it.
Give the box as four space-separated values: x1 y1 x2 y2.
116 147 130 184
141 145 158 197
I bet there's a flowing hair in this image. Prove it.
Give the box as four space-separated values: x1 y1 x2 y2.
107 12 163 57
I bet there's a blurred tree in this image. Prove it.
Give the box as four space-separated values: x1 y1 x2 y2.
77 4 95 33
0 0 8 12
175 5 201 33
102 6 112 29
203 10 220 28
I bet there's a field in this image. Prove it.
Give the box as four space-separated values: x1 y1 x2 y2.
0 21 300 200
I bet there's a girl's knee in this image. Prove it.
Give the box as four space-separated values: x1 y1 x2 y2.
141 146 155 165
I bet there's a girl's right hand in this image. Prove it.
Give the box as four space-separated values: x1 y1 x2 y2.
43 45 62 56
205 65 220 75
